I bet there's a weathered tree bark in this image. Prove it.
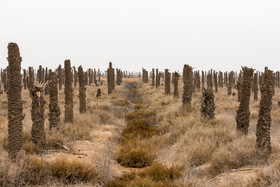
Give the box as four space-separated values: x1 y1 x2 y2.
49 71 60 129
201 88 215 119
214 72 218 92
84 71 88 85
202 71 205 90
28 67 34 88
156 69 159 88
73 66 77 87
256 67 274 158
78 66 87 114
64 60 73 123
165 69 171 94
45 67 49 95
253 72 258 101
182 65 193 112
173 72 180 98
152 68 155 86
38 65 43 83
23 69 27 90
29 87 46 151
58 65 62 90
107 62 115 94
236 67 254 135
7 43 24 160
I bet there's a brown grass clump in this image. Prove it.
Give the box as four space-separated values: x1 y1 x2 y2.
50 156 99 184
108 163 183 187
125 110 156 122
121 120 159 142
18 155 51 185
117 104 158 168
116 145 154 168
134 104 148 110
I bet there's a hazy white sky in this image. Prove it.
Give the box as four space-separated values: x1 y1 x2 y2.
1 0 280 72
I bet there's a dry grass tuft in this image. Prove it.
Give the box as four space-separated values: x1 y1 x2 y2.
18 155 51 185
50 156 100 184
116 145 154 168
121 119 160 142
134 104 148 110
125 110 156 122
108 163 184 187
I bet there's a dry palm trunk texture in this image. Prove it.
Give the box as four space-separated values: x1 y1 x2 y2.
98 69 101 82
49 72 60 129
38 65 43 83
202 71 205 90
253 72 258 101
78 66 87 114
173 72 180 98
64 60 74 123
94 69 97 84
236 67 254 135
23 69 27 90
29 87 46 151
116 68 121 85
28 67 34 88
84 71 88 85
182 65 193 112
224 72 228 88
214 72 218 92
156 69 159 88
256 67 274 157
58 65 62 90
165 69 171 94
7 43 24 160
45 67 49 95
196 71 201 90
201 88 215 119
206 73 212 89
73 66 77 87
107 62 115 94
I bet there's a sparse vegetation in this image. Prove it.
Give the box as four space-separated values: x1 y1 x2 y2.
1 45 280 186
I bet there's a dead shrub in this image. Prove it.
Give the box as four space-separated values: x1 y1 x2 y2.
50 156 99 184
121 120 159 142
134 104 148 110
107 173 137 187
108 163 184 187
140 163 182 182
116 146 154 168
125 110 156 123
17 155 51 185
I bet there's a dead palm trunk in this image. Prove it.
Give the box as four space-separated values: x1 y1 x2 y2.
107 62 114 94
152 68 155 86
49 72 60 129
236 67 254 135
78 66 87 114
256 67 274 158
182 65 193 112
7 43 24 160
165 69 170 94
173 72 180 98
29 85 46 151
64 60 73 123
201 88 215 119
253 73 258 101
